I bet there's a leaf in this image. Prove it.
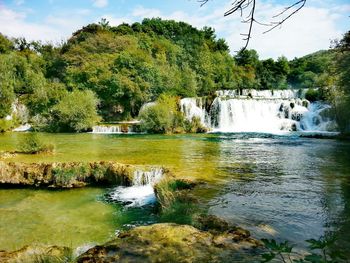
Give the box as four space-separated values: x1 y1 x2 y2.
261 239 279 251
293 259 307 263
304 253 324 263
261 252 276 263
306 239 326 250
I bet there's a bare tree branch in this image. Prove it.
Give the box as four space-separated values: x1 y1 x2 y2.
199 0 307 51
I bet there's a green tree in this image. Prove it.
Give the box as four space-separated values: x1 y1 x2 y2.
0 54 16 118
139 94 179 134
0 34 14 54
50 90 100 132
332 31 350 134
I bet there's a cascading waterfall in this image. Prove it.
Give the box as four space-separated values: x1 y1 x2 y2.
108 168 163 207
180 89 337 133
180 98 208 124
92 125 122 134
92 121 140 134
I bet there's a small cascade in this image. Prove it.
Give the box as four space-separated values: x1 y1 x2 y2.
92 125 122 134
13 124 32 132
180 89 337 133
92 121 140 134
107 168 163 207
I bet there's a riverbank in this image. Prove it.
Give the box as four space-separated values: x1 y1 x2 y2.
0 159 261 262
0 161 155 188
0 217 261 263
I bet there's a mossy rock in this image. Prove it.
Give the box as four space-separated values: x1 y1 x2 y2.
77 223 261 263
0 161 138 188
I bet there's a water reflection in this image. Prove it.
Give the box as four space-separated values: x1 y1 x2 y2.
0 132 349 255
209 134 350 254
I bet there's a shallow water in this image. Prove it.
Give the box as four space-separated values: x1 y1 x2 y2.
0 132 349 254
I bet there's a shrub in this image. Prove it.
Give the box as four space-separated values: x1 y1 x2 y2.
52 164 90 186
0 118 17 133
184 117 208 133
50 90 101 132
139 94 178 134
17 133 54 154
305 88 320 102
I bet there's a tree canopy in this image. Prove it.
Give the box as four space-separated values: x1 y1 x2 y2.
0 18 346 132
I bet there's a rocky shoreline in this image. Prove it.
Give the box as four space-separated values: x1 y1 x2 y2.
0 161 159 188
0 217 261 263
0 161 262 262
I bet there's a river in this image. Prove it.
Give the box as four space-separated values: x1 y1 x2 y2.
0 132 349 256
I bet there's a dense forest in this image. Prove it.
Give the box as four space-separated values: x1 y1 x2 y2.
0 18 349 133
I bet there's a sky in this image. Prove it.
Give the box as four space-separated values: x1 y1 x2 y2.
0 0 349 59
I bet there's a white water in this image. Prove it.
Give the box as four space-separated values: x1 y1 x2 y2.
181 89 337 133
13 124 32 132
108 168 163 207
180 98 208 124
92 125 122 134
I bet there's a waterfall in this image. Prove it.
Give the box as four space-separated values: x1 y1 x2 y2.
180 98 208 124
108 168 163 207
180 89 337 133
92 122 140 134
92 125 122 134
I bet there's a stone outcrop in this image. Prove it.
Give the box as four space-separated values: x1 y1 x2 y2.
0 161 137 188
77 222 261 263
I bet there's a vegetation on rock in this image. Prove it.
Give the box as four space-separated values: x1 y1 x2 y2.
0 161 136 188
77 222 260 263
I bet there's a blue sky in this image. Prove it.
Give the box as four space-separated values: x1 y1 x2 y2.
0 0 349 58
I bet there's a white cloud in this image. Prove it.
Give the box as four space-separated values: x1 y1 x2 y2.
14 0 25 6
132 6 162 18
93 0 108 8
0 6 89 43
0 7 60 41
100 14 132 26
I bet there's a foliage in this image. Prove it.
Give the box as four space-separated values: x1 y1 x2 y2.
261 236 347 263
52 164 90 186
332 31 350 134
0 118 17 133
139 94 179 134
287 50 335 89
0 19 347 133
17 133 54 154
305 89 322 102
184 117 208 133
0 53 16 118
50 90 100 132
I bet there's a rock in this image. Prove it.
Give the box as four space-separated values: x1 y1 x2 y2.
194 214 232 233
0 245 72 263
0 161 143 188
302 99 310 108
77 223 261 263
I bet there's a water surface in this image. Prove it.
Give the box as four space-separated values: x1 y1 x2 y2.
0 132 349 254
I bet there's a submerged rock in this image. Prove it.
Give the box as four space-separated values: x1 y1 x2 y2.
0 245 72 263
77 223 261 263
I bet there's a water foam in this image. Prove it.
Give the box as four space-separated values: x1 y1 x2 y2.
180 89 337 133
108 168 163 207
